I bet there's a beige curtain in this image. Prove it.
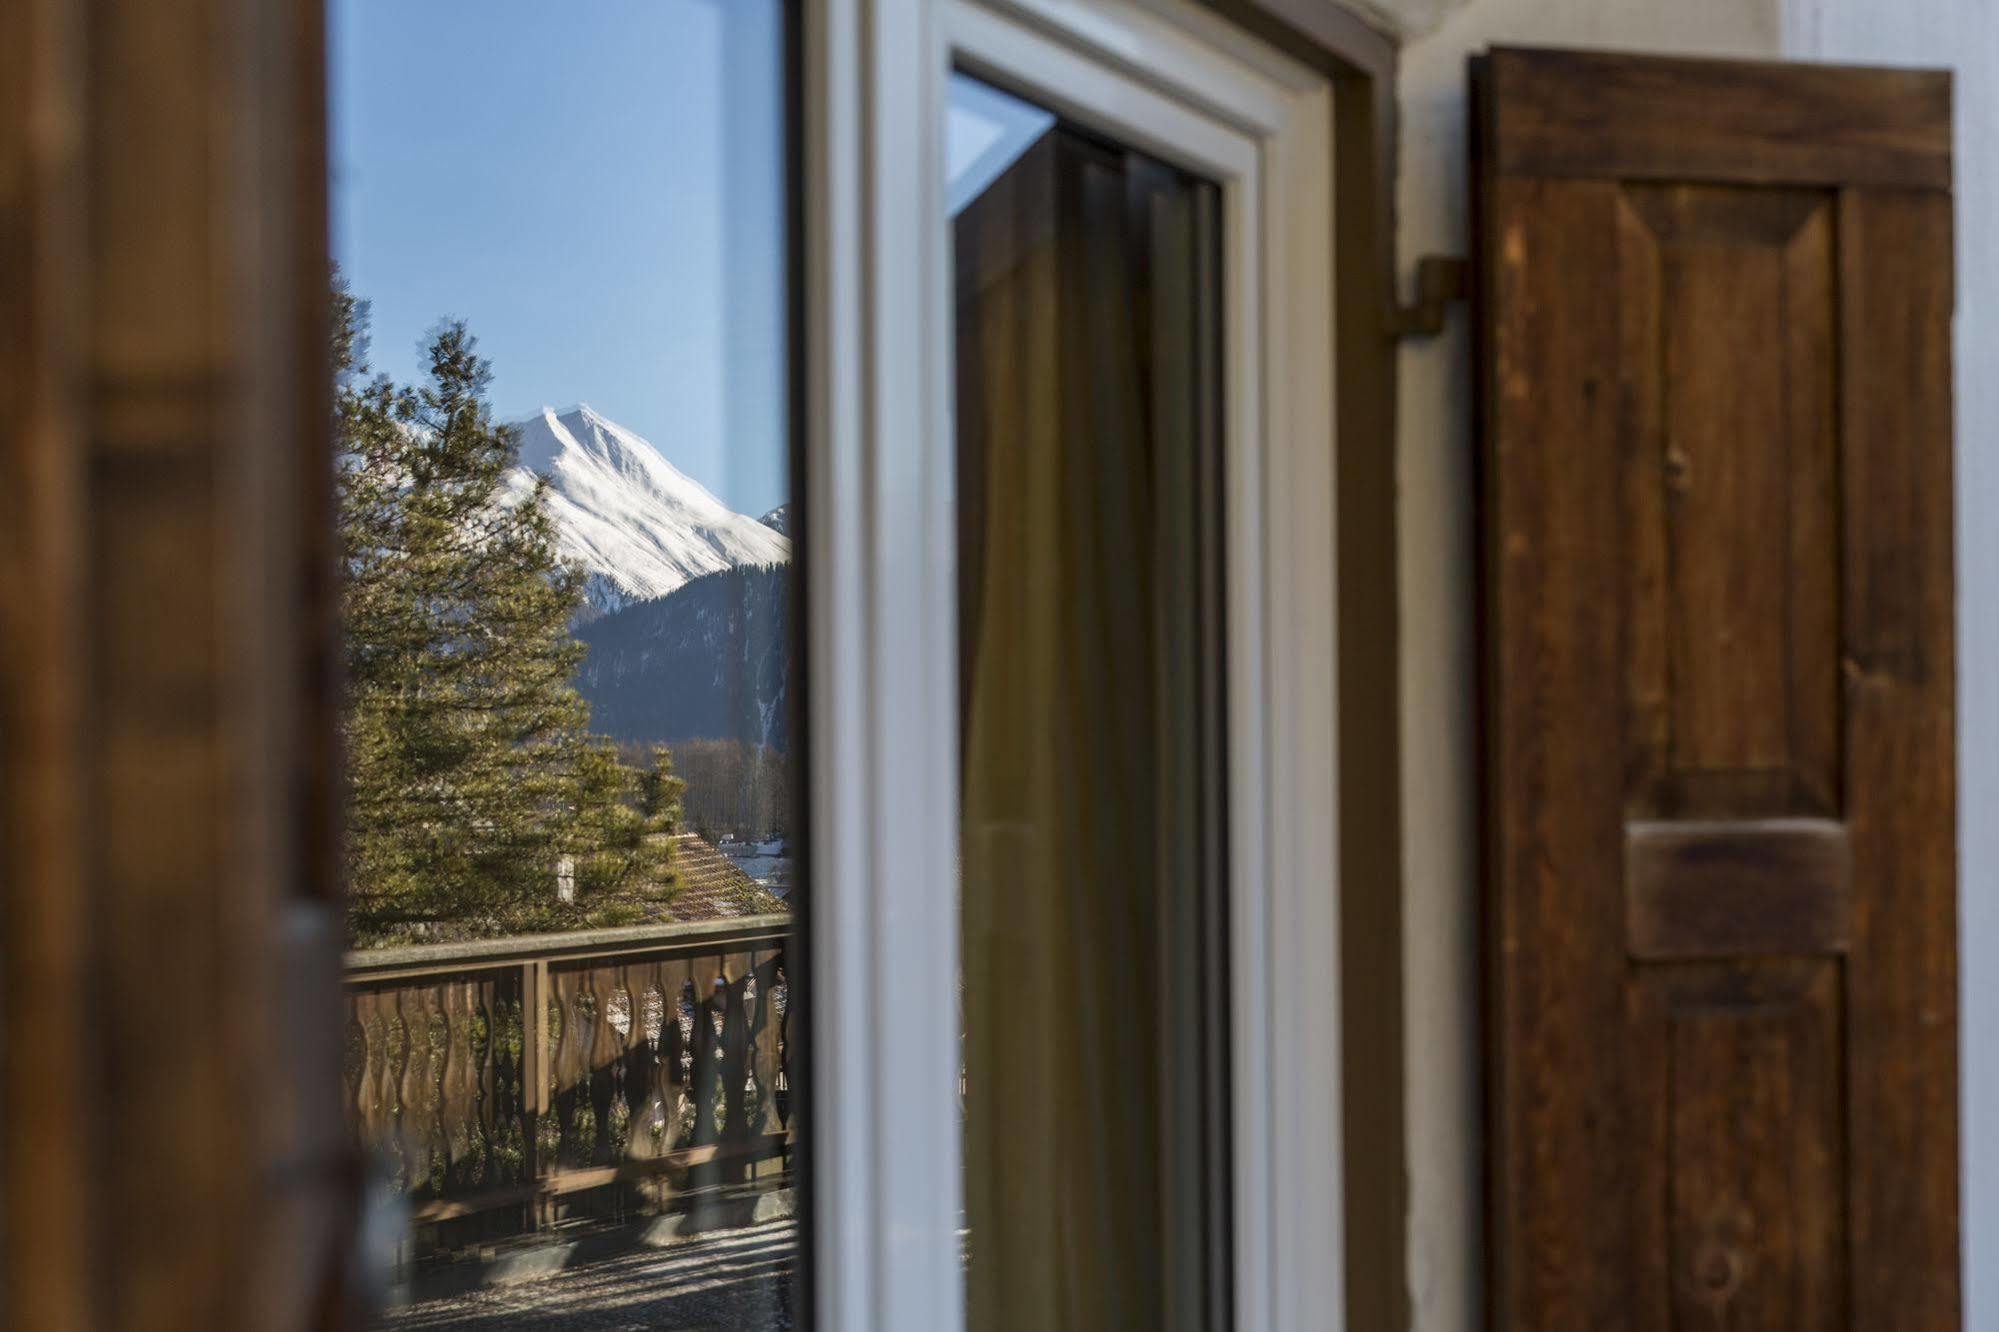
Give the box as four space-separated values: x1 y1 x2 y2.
957 125 1223 1332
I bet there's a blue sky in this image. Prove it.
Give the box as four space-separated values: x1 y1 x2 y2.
331 3 1053 519
330 0 789 517
945 74 1054 215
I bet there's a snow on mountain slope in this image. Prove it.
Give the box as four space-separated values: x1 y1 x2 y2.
506 404 790 615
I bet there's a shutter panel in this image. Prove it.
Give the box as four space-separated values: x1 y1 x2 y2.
2 0 351 1326
1476 49 1956 1330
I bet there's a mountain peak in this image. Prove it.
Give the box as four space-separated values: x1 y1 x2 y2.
507 406 789 615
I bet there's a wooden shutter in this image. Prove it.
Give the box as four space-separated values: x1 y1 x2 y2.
1476 49 1956 1329
1 0 351 1327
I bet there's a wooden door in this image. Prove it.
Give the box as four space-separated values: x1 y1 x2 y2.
1 0 350 1327
1476 49 1957 1329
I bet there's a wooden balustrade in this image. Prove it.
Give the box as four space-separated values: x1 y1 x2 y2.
341 915 793 1253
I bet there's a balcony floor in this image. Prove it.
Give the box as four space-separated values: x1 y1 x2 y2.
377 1219 799 1331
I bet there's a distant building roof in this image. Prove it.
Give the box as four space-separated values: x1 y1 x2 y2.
667 832 788 921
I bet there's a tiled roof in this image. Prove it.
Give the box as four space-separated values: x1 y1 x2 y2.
665 833 788 922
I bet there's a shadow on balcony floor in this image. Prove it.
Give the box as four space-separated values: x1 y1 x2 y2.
376 1219 798 1331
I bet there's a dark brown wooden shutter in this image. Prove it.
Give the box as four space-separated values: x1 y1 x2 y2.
2 0 351 1327
1475 48 1957 1330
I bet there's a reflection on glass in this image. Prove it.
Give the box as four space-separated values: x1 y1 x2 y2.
330 3 799 1325
952 75 1233 1332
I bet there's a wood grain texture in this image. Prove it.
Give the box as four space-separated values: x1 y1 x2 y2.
0 0 92 1326
1626 820 1853 960
1629 961 1846 1332
1486 47 1952 190
1483 171 1631 1327
0 0 351 1327
1478 48 1958 1332
1838 185 1959 1332
1619 185 1841 820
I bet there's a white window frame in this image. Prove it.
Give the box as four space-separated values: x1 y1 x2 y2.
804 1 1340 1327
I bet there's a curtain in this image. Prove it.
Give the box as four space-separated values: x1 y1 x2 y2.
957 120 1226 1332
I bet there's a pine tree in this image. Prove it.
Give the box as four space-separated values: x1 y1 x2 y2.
334 281 678 943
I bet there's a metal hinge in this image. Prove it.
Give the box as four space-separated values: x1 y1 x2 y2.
1387 255 1469 339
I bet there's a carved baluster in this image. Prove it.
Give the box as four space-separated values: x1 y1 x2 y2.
632 965 667 1164
521 961 551 1203
443 978 482 1196
677 959 720 1212
771 962 793 1134
419 985 450 1201
670 959 698 1150
574 971 611 1169
431 982 453 1198
367 992 399 1160
748 948 784 1140
716 953 752 1186
541 973 560 1177
471 974 501 1191
437 980 461 1197
634 962 671 1214
686 964 718 1150
392 986 427 1200
374 995 399 1157
549 969 579 1173
347 991 378 1143
499 960 531 1184
462 979 484 1190
565 969 595 1170
608 964 643 1165
362 993 385 1172
595 964 627 1160
386 989 416 1196
340 996 364 1142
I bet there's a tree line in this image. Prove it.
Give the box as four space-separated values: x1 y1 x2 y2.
335 280 683 945
625 738 791 844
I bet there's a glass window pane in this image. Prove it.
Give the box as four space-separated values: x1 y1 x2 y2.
951 73 1233 1332
329 4 802 1326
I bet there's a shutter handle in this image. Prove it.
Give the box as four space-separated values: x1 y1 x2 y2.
1388 255 1469 338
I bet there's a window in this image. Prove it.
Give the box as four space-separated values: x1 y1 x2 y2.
0 0 1357 1327
321 1 1335 1327
951 73 1234 1329
807 2 1342 1325
329 2 804 1324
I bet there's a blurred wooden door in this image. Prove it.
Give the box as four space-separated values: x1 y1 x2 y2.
1 0 351 1327
1476 48 1958 1330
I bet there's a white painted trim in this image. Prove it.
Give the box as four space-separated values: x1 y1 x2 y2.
1260 78 1341 1332
805 0 966 1327
809 1 1340 1327
946 3 1260 181
1223 143 1280 1332
966 0 1305 132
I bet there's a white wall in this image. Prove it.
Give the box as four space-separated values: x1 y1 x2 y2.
1389 3 1784 1329
1781 7 1999 1326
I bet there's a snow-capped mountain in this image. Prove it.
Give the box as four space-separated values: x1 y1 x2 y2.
506 404 790 615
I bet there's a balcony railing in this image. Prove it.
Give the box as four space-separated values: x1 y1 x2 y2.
342 915 793 1262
